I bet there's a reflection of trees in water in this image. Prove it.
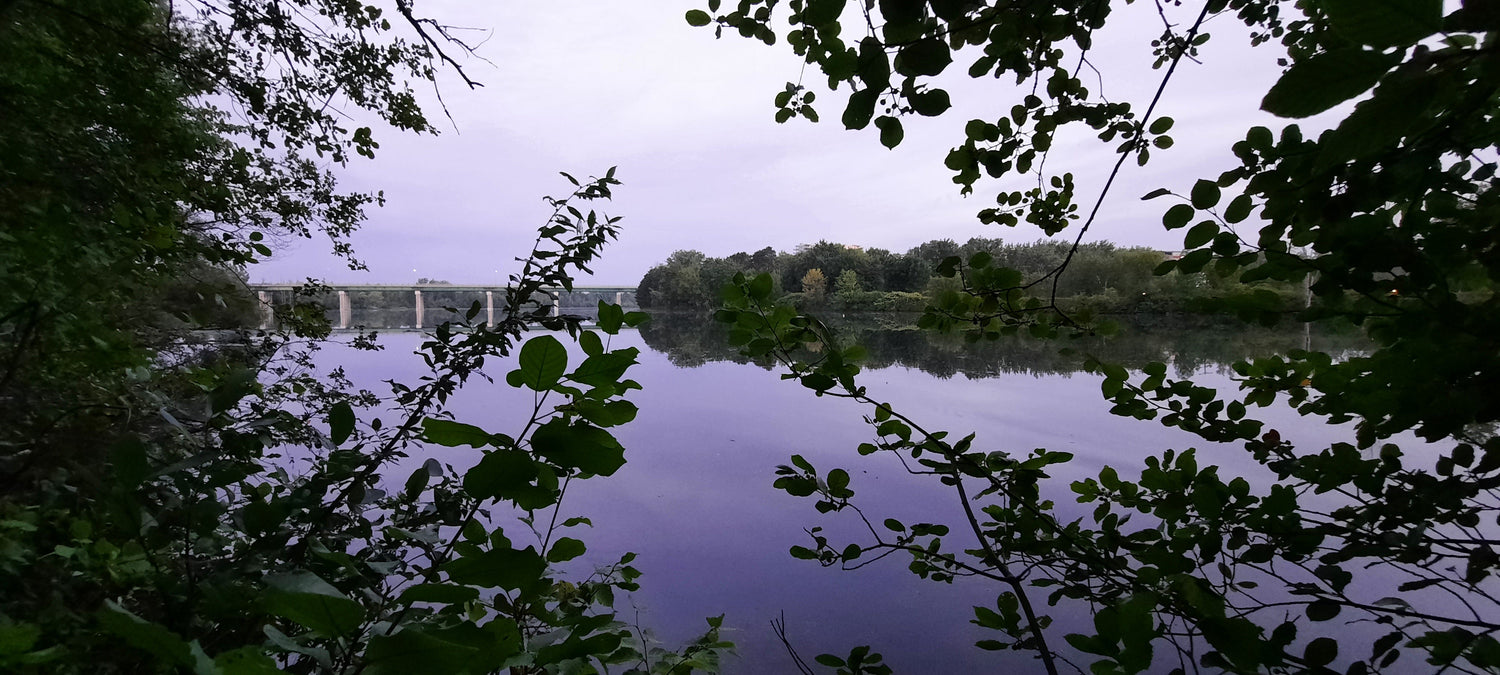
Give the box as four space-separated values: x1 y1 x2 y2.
639 312 777 371
638 312 1369 378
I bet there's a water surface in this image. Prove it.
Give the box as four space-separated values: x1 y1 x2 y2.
323 315 1377 673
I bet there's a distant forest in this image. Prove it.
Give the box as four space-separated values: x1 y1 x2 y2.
637 238 1305 314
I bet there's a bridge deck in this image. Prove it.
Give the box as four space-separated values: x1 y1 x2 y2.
247 284 636 292
246 284 637 330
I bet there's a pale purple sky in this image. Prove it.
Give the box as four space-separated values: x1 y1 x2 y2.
250 2 1292 286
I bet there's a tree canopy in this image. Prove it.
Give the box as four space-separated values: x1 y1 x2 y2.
637 237 1298 314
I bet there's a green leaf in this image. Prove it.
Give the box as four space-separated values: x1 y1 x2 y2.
1223 194 1253 223
748 273 774 300
574 399 640 427
597 302 625 334
801 0 847 25
827 468 850 493
578 330 603 356
1163 204 1195 229
894 38 951 77
464 450 540 500
777 476 818 497
443 547 547 590
1306 598 1341 621
210 368 257 414
531 420 626 476
516 335 568 390
366 629 480 675
263 573 365 637
875 115 904 149
0 621 40 658
422 418 493 448
112 439 151 488
403 465 429 497
1316 73 1441 168
398 583 480 605
1184 221 1219 249
1322 0 1442 47
856 36 891 89
1064 632 1106 655
214 647 282 675
98 601 192 666
568 348 638 387
1190 179 1221 209
1261 49 1399 118
536 632 624 667
1304 637 1338 666
911 88 951 116
684 9 712 26
547 537 587 563
1148 116 1174 134
814 654 846 667
843 87 879 130
328 401 354 446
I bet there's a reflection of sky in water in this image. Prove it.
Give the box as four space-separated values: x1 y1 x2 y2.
316 328 1433 674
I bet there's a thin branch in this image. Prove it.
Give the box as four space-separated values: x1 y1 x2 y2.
1049 1 1214 307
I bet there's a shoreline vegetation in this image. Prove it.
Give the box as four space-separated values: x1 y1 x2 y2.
635 238 1309 319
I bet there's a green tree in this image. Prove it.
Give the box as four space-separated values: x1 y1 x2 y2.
905 239 961 270
638 249 717 309
701 0 1500 673
801 268 829 302
749 246 780 273
882 254 932 293
834 269 863 299
782 241 863 292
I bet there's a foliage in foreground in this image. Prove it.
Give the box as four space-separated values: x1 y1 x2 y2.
0 0 729 672
698 0 1500 673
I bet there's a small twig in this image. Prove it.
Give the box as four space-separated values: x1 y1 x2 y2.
771 611 817 675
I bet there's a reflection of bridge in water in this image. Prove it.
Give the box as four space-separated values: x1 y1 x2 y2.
248 284 638 330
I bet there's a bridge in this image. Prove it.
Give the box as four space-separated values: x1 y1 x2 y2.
247 284 638 330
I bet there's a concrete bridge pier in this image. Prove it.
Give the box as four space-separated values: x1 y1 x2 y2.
338 291 351 329
414 290 424 329
257 291 274 330
486 291 495 327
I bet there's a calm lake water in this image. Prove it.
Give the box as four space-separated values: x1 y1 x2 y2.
318 314 1379 673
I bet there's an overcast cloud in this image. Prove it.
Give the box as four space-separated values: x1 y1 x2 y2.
249 2 1292 286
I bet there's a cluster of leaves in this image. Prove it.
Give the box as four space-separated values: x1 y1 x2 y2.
697 0 1500 673
1 0 731 672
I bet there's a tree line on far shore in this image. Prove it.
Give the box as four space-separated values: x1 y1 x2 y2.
636 238 1307 315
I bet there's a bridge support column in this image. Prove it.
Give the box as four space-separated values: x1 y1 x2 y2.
615 291 622 305
257 291 273 330
551 300 559 318
414 290 424 329
485 291 495 327
338 291 351 329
